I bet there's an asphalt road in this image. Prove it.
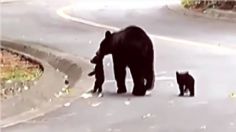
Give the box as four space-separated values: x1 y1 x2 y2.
2 0 236 132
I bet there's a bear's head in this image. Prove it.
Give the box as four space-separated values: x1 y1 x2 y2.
92 31 112 64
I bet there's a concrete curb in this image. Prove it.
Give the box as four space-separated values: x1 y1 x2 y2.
166 3 236 23
204 8 236 22
0 39 94 128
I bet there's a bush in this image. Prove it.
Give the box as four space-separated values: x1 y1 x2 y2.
181 0 195 8
182 0 236 11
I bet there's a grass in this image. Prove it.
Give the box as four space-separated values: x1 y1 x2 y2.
0 48 43 82
181 0 195 8
1 68 42 81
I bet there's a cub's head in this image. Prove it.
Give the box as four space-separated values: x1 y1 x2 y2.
176 71 189 76
176 71 189 81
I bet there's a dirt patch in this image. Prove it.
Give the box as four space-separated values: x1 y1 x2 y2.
0 48 44 100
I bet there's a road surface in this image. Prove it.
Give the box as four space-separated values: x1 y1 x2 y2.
2 0 236 131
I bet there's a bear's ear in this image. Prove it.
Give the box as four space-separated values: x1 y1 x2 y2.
105 31 111 38
176 72 179 75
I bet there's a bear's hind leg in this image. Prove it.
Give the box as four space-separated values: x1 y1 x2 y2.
145 69 154 90
130 66 146 96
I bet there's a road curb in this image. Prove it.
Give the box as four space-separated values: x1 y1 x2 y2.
0 39 94 128
0 0 25 4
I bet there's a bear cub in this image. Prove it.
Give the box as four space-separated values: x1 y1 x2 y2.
176 71 195 97
88 55 104 93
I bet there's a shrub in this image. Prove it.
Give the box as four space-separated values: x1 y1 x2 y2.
181 0 195 8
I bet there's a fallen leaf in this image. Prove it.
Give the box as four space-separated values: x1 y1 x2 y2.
24 86 29 90
124 100 130 106
64 102 71 107
200 125 207 130
81 92 93 99
98 93 103 98
91 102 101 107
142 113 152 119
64 75 68 79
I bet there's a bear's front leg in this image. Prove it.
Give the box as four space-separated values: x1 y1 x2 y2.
113 56 127 94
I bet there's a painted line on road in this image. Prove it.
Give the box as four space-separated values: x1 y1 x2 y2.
57 5 119 31
57 5 236 54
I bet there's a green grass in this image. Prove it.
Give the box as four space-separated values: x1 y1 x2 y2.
1 68 43 82
181 0 195 8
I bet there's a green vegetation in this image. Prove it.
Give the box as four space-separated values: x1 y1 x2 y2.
181 0 195 8
1 68 42 81
0 48 43 82
182 0 236 11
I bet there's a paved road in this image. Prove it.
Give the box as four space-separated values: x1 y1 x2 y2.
2 0 236 131
64 0 236 46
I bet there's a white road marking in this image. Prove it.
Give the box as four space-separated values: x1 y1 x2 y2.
57 5 236 55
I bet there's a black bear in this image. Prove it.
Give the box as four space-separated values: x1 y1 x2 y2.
92 26 154 96
176 71 195 97
88 55 105 93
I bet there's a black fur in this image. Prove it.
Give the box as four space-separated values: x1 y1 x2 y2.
88 56 104 93
93 26 154 96
176 72 195 97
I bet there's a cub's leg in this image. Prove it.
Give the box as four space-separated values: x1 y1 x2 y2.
189 85 195 97
178 84 185 96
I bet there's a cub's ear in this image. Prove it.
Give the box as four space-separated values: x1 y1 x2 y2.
105 31 111 38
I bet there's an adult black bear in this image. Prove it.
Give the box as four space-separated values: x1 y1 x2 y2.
92 26 154 96
176 72 195 97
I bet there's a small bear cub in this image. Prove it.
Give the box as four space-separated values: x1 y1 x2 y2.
176 71 195 97
88 55 105 93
